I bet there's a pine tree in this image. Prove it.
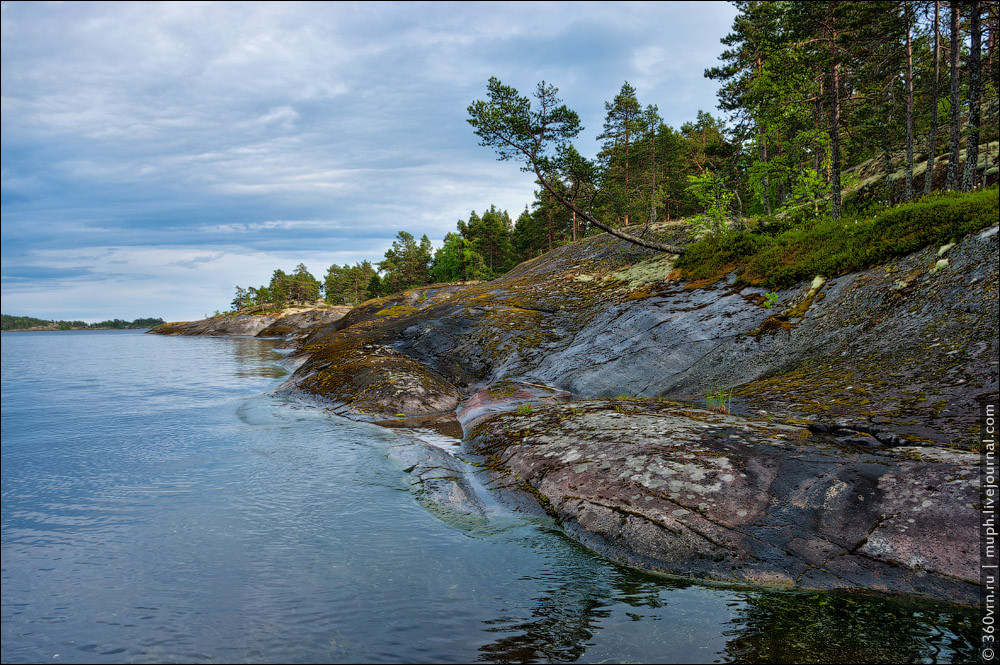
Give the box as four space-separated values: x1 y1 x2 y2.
962 0 984 190
925 0 942 194
597 82 644 227
378 231 433 293
946 1 962 189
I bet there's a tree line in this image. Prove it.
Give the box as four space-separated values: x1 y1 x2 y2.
232 208 519 310
470 0 997 241
705 0 996 220
231 1 997 311
230 263 323 311
1 315 165 331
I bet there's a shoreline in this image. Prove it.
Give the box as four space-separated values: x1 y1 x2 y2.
2 327 155 332
149 222 998 607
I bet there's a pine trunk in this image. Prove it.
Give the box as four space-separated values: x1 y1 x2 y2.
962 0 982 191
761 136 772 215
946 3 962 190
830 22 842 221
925 0 941 194
904 1 914 201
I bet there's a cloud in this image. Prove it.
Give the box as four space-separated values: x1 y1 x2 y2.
1 1 737 321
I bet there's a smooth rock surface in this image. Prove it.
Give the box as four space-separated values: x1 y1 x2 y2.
466 399 980 605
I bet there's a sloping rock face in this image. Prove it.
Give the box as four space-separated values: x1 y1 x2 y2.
149 314 276 336
279 222 997 447
255 306 353 339
465 399 980 605
165 220 996 604
275 225 694 416
662 224 1000 445
148 306 350 338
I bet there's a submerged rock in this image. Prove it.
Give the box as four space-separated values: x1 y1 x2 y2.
389 434 486 519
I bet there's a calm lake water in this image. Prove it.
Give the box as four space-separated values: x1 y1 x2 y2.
0 330 979 663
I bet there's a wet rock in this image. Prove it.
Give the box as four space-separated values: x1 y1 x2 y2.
390 435 485 518
274 343 460 420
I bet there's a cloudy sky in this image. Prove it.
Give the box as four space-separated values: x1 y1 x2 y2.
1 1 737 322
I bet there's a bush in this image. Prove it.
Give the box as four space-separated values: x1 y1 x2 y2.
677 187 997 289
753 216 796 237
676 229 771 283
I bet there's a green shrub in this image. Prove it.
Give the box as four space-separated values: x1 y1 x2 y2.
677 187 997 289
753 216 796 237
677 229 771 282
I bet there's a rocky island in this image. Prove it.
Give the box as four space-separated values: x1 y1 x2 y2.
151 201 998 608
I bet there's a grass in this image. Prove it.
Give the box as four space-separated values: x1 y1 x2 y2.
675 187 998 289
516 403 534 415
706 386 732 415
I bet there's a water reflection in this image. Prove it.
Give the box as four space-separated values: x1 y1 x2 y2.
1 331 980 664
474 534 679 663
719 591 977 664
475 543 977 664
227 338 289 379
477 577 609 662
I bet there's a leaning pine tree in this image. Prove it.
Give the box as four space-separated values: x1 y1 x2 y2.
467 77 685 254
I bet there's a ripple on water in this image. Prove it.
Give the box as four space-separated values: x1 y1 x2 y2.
1 331 979 664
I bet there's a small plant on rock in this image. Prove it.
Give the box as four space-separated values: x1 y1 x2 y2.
762 291 779 309
705 386 732 415
517 403 534 415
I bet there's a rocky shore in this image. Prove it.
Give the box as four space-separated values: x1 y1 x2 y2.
149 305 353 339
150 221 998 605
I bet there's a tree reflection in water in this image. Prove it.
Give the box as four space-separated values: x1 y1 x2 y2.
720 590 977 664
475 566 671 663
475 538 977 664
229 338 289 379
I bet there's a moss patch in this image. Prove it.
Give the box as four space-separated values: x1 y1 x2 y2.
376 305 421 318
676 188 998 289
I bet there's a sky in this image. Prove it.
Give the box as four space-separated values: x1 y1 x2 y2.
1 1 738 322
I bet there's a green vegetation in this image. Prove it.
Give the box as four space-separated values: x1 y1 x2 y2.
325 260 379 306
375 305 420 318
221 3 996 313
432 206 517 282
675 188 997 289
706 386 733 415
231 263 322 312
2 315 56 330
1 315 165 331
466 1 995 246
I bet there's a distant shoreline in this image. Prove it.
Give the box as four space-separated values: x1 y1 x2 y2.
1 327 153 333
2 315 165 333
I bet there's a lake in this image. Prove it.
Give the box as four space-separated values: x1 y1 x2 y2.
0 330 978 663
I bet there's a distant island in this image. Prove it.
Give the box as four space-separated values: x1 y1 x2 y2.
1 314 165 332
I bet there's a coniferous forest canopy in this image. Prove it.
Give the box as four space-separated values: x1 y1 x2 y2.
229 0 998 314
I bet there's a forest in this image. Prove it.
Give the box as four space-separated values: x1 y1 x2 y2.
230 0 998 312
1 315 166 331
